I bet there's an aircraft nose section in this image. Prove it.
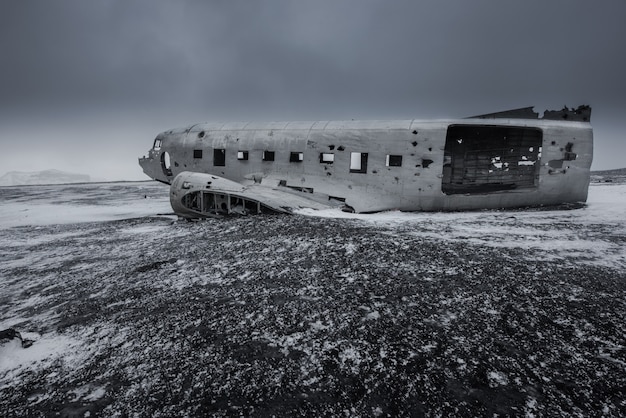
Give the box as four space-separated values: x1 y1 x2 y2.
139 133 174 184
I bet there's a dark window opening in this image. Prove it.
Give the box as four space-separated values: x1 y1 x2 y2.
153 139 162 150
564 142 577 161
422 158 433 168
386 155 402 167
237 151 249 160
288 185 313 193
193 149 203 159
290 152 304 162
320 153 335 164
442 125 542 194
278 179 313 193
350 152 368 173
213 149 226 166
263 151 275 161
198 131 205 139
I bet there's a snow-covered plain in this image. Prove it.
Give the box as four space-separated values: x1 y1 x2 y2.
0 181 624 416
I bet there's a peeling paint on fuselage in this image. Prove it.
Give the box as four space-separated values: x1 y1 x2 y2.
139 117 593 213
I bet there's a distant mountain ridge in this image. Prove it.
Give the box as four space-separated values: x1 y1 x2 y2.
591 167 626 176
590 167 626 183
0 169 92 186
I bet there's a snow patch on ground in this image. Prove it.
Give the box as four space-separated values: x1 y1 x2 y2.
0 181 171 229
487 370 509 387
296 184 626 269
0 181 624 416
0 332 84 376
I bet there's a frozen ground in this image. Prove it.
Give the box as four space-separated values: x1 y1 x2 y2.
0 182 624 416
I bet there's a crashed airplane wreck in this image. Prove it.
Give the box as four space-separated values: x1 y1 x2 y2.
139 105 592 219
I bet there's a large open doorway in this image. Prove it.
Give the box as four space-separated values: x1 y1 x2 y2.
442 125 542 194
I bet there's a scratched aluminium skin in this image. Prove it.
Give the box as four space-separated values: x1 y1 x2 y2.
139 106 593 218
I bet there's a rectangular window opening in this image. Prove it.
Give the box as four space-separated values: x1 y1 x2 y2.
350 152 368 173
386 155 402 167
442 125 543 195
193 149 203 159
213 149 226 166
263 151 275 161
319 153 335 164
237 151 249 160
290 152 304 162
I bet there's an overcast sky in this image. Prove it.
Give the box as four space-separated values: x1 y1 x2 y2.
1 0 624 180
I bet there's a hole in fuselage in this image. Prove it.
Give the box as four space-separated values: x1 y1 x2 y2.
161 151 172 176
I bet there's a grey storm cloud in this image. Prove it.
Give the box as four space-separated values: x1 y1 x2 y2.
1 0 625 178
3 1 625 113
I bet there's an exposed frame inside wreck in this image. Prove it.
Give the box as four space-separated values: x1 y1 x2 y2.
442 125 543 194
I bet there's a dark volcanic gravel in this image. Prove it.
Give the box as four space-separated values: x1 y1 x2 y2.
1 212 625 417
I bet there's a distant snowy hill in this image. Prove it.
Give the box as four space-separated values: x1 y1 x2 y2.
0 170 92 186
591 167 626 176
591 167 626 183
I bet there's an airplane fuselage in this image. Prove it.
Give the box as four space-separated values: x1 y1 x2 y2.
139 112 593 215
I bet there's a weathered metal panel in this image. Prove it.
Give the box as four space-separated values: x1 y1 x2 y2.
139 106 593 216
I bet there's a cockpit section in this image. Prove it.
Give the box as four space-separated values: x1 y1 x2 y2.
139 131 182 184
